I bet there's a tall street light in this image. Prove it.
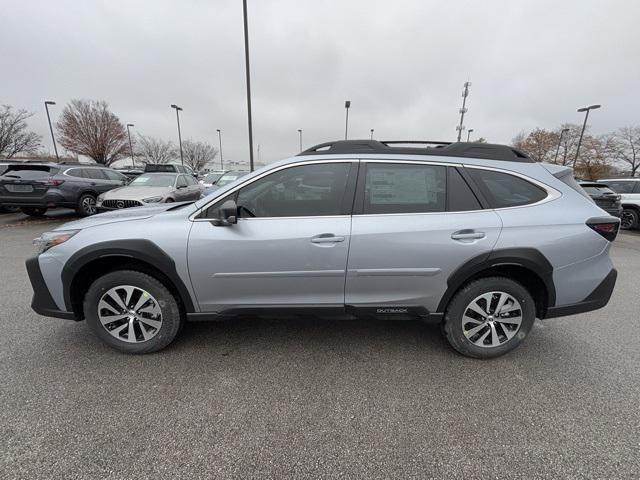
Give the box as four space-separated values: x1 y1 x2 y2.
242 0 255 171
126 123 135 168
573 104 601 167
344 100 351 140
170 104 184 165
216 129 223 169
298 129 302 152
370 128 374 140
456 81 471 142
466 128 474 142
554 128 570 164
44 101 59 161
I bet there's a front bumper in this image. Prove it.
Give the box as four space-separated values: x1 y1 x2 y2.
544 268 617 319
25 256 76 320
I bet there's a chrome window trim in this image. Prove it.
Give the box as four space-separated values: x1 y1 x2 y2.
189 159 355 222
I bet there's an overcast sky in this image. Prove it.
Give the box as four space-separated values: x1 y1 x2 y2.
2 0 639 165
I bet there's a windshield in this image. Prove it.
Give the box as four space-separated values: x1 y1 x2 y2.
204 173 223 183
129 174 176 187
217 172 247 187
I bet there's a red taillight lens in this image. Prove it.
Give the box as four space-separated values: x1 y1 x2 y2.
587 219 620 242
44 178 64 186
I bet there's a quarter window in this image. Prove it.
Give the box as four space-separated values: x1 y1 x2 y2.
467 168 547 208
605 181 636 194
363 163 446 214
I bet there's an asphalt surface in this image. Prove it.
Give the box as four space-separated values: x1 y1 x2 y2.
1 209 639 479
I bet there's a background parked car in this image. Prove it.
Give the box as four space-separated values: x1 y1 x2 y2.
597 178 640 230
114 167 144 180
144 163 197 178
0 163 129 216
578 182 622 217
200 170 227 187
97 172 202 210
201 170 249 197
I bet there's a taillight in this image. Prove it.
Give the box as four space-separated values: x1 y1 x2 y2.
587 217 620 242
44 178 64 186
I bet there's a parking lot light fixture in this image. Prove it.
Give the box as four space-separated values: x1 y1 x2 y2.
370 129 374 140
573 104 601 167
466 128 474 142
344 101 351 140
170 104 184 165
554 128 570 163
44 101 59 161
298 129 302 152
126 124 135 168
216 129 223 169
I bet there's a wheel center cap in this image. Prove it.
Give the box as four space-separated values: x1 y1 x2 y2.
128 309 136 316
487 315 494 322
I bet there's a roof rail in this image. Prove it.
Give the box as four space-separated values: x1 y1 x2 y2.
298 139 533 163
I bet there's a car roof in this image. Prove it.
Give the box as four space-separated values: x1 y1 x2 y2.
598 178 640 181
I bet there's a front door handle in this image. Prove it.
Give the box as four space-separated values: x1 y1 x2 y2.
451 230 486 240
311 234 345 244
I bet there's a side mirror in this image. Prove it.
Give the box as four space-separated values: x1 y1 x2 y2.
211 199 237 226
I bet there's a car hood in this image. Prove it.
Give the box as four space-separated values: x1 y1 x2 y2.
102 185 173 200
54 202 193 231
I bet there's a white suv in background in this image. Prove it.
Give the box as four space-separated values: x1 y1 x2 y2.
598 178 640 230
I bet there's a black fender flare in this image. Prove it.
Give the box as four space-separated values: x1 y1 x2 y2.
436 247 556 313
61 239 195 313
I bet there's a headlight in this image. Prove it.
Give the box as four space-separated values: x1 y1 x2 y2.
142 196 163 203
33 230 79 254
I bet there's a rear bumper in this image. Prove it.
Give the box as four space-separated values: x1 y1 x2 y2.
25 256 76 320
0 192 73 208
544 268 617 319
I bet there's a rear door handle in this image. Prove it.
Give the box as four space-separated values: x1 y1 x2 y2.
311 234 345 244
451 230 486 240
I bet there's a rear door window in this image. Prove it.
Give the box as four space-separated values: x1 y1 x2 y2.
467 168 547 208
362 163 446 214
84 168 108 180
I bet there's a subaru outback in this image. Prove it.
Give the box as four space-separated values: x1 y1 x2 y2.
26 140 619 358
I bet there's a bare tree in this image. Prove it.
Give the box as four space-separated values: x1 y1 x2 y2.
136 135 177 164
56 99 128 165
0 105 42 158
607 126 640 177
182 140 218 172
574 135 615 180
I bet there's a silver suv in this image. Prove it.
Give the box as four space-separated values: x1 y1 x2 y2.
26 140 620 358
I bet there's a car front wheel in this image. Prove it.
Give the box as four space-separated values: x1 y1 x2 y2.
84 270 183 353
442 277 536 359
620 208 639 230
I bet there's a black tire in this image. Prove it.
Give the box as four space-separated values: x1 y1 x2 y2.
442 277 536 359
165 198 174 203
76 193 97 217
21 207 47 217
83 270 183 354
0 205 19 214
620 208 639 230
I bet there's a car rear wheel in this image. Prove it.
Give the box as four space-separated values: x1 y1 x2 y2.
620 208 639 230
21 207 47 217
84 270 183 354
442 277 536 359
77 193 97 217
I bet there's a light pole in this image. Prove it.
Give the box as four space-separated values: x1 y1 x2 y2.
298 129 302 152
170 104 184 165
370 128 374 140
216 129 223 169
573 104 600 167
554 128 570 164
242 0 255 171
456 81 471 142
344 100 351 140
126 123 135 168
44 101 59 161
466 128 474 142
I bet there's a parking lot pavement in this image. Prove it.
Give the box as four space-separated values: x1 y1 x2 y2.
1 218 639 480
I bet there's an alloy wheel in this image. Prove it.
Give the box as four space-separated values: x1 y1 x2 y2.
620 210 635 229
461 291 523 348
83 196 97 215
98 285 163 343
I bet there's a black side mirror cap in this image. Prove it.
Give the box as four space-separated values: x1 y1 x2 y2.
211 199 238 226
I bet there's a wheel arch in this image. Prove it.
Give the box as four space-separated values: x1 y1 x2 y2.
436 248 555 319
62 240 195 319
